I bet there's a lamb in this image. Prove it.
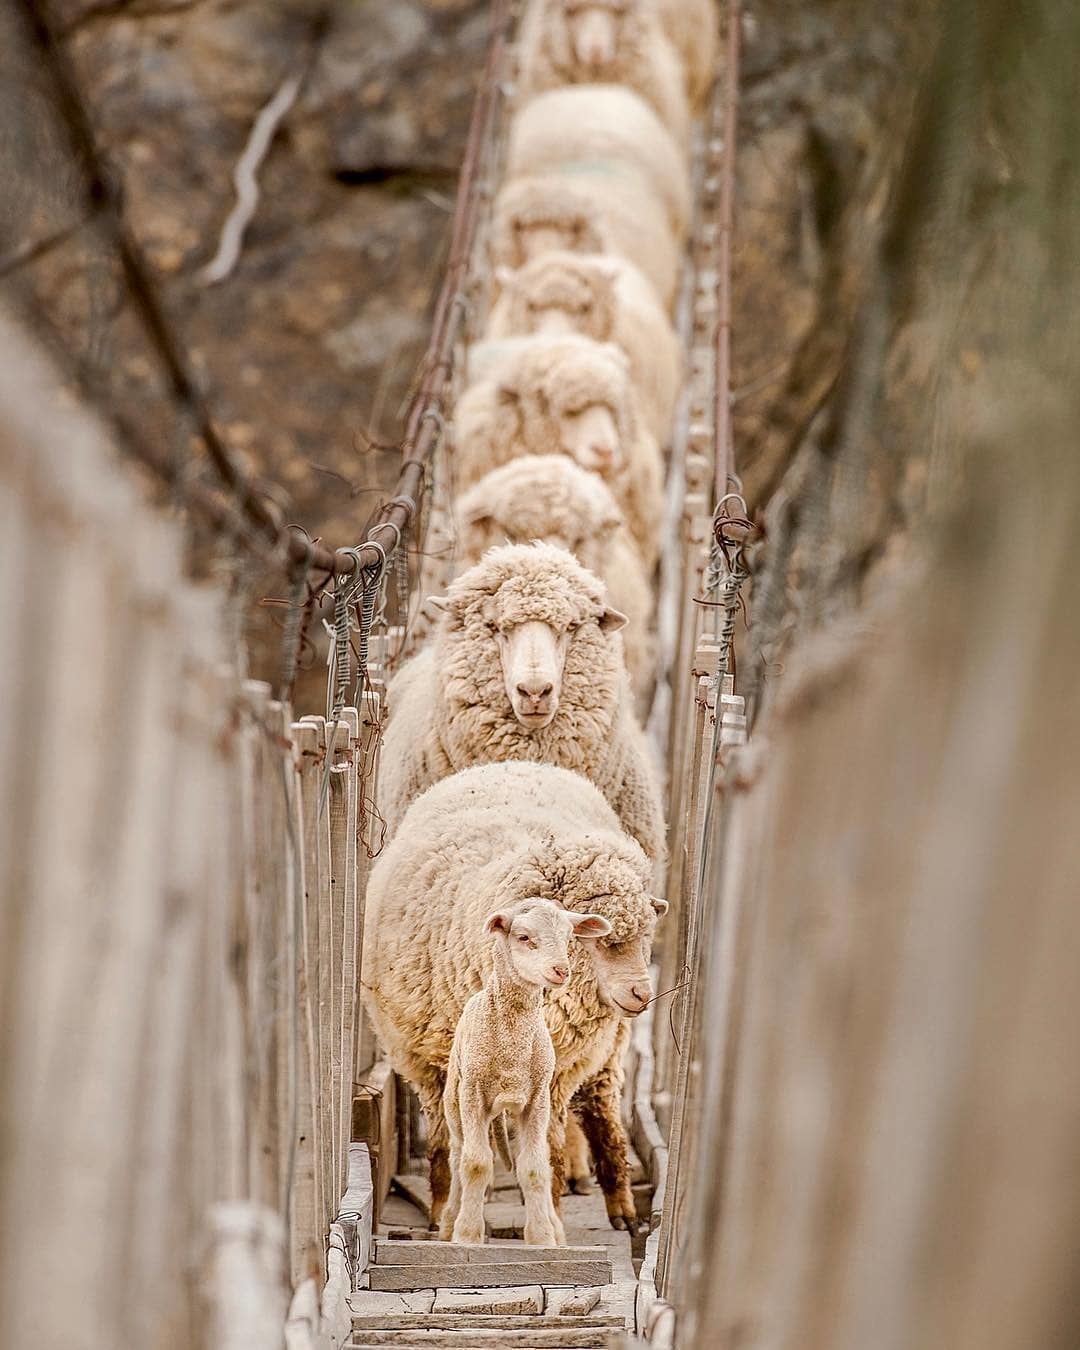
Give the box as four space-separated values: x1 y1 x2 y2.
453 457 654 706
440 898 612 1246
378 542 665 862
506 85 690 238
362 760 668 1231
484 249 682 443
655 0 720 109
490 172 679 311
517 0 691 148
452 336 663 567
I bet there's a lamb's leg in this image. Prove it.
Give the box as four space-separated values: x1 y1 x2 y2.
572 1045 639 1233
517 1095 561 1247
546 1091 570 1217
439 1074 464 1241
416 1075 450 1230
452 1088 492 1245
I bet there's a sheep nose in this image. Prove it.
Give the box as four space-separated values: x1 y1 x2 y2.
629 983 652 1008
590 443 616 466
550 966 569 985
517 679 554 707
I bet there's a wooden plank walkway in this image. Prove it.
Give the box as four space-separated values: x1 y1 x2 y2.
349 1168 637 1348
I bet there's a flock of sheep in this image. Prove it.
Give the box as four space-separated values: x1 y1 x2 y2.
361 0 717 1245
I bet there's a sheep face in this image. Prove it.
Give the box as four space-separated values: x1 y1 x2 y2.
430 544 628 735
492 186 606 270
487 898 611 990
497 618 570 728
496 256 617 343
589 926 658 1016
554 0 633 76
496 344 633 480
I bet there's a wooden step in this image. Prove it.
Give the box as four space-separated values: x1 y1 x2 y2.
348 1328 612 1347
374 1239 609 1267
368 1256 612 1292
352 1313 621 1332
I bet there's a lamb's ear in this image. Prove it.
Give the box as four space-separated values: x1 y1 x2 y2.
571 914 612 940
650 896 670 917
485 911 513 935
599 606 629 634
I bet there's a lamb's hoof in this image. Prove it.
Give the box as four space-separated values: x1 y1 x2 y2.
568 1176 594 1195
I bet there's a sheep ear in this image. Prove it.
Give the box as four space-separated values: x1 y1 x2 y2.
485 911 512 934
572 914 612 940
423 595 452 620
650 896 670 917
460 504 494 529
599 606 629 634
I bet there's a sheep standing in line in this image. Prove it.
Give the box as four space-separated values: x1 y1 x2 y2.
441 898 612 1246
517 0 690 147
452 337 663 566
362 761 667 1232
454 457 654 705
483 250 682 443
491 173 679 310
378 543 664 860
655 0 720 109
506 84 690 238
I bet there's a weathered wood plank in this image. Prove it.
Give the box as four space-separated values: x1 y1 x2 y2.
348 1327 613 1347
367 1259 612 1292
373 1241 609 1267
350 1312 620 1331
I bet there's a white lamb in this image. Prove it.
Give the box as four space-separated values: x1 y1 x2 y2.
362 760 667 1232
655 0 720 109
452 336 663 567
490 172 679 311
483 249 682 443
378 542 665 862
453 457 654 705
517 0 690 148
506 84 690 237
441 898 612 1246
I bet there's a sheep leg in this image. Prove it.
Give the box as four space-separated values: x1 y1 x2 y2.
572 1055 639 1233
517 1095 562 1247
416 1075 450 1230
564 1109 594 1194
451 1088 492 1245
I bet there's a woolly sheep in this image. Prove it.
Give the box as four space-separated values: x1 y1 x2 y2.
655 0 719 109
517 0 690 148
378 542 665 862
454 457 654 705
362 760 668 1230
491 172 679 310
506 85 690 237
485 249 682 443
440 898 611 1246
452 336 663 567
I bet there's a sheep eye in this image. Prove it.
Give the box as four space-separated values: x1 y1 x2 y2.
565 621 580 634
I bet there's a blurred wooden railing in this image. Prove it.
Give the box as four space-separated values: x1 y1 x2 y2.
0 317 379 1349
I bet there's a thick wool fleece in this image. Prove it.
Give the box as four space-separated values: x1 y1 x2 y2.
517 0 690 147
361 761 657 1219
506 85 690 236
490 172 678 310
452 336 663 567
655 0 719 108
454 457 654 703
378 543 665 860
486 250 681 443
